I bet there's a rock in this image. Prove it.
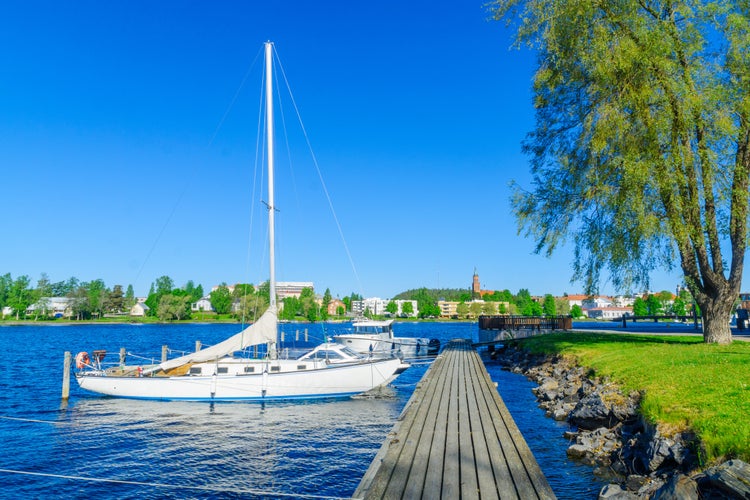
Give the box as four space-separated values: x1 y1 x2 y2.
651 473 699 500
563 430 578 440
705 459 750 499
643 435 674 471
569 391 618 430
624 474 648 491
598 483 637 499
567 443 590 459
552 408 568 421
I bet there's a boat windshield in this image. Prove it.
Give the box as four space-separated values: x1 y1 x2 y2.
354 325 391 334
297 345 363 361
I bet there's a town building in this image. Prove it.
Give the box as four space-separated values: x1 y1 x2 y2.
586 306 633 320
130 302 150 317
26 297 74 318
327 299 346 316
191 296 214 312
471 270 495 298
276 281 314 300
352 298 418 318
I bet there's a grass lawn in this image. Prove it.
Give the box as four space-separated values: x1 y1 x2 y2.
518 332 750 464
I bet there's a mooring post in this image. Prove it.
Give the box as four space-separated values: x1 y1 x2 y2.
119 347 126 367
161 345 168 362
195 340 202 352
304 328 308 341
62 351 71 400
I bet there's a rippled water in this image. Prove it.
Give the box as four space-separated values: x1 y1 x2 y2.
0 321 606 498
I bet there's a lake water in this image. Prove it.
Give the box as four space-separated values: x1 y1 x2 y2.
0 321 606 498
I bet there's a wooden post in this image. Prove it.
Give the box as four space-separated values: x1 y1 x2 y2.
295 329 299 341
304 328 308 341
62 351 71 400
281 331 285 342
119 347 126 366
195 340 201 352
161 345 168 362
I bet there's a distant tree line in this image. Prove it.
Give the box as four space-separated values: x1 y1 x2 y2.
0 272 138 321
393 287 571 319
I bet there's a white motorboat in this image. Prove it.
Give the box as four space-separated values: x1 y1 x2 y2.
74 41 408 401
333 318 440 358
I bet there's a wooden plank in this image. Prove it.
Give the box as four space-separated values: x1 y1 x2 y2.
441 345 461 498
465 349 508 498
457 341 479 498
422 346 457 499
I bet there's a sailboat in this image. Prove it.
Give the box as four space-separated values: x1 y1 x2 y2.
74 42 409 401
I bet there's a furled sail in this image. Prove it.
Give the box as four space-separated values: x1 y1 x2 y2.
152 306 277 373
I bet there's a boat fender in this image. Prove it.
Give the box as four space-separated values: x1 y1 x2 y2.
75 352 90 369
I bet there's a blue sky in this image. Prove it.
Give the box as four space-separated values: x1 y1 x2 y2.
1 0 694 299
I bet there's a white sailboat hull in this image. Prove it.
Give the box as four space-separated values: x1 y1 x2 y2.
75 357 404 401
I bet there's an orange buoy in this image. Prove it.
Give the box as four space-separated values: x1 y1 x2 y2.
75 352 90 369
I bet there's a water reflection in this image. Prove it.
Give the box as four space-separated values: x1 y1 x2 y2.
31 397 400 498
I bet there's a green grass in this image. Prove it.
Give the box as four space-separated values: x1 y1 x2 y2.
518 332 750 464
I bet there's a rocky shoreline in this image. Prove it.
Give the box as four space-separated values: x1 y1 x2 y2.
492 344 750 499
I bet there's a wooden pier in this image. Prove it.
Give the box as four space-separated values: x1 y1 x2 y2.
354 339 555 499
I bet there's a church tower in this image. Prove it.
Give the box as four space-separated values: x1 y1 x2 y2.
472 268 480 297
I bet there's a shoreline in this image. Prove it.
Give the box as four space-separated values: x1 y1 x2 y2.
493 344 750 498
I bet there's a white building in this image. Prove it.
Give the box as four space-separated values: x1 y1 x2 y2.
191 296 214 312
26 297 74 318
130 302 150 317
352 298 418 318
587 306 633 320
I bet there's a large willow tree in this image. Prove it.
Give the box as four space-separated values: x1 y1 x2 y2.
491 1 750 344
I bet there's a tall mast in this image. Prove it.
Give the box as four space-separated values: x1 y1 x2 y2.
265 41 276 311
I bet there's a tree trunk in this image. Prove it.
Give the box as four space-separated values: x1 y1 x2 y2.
698 291 735 345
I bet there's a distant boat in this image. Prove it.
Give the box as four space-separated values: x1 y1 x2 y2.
333 318 440 358
74 41 409 401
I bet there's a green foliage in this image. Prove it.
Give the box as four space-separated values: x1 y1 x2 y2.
8 275 32 320
394 288 467 302
106 285 125 313
281 296 300 320
385 300 398 315
672 297 687 316
210 283 233 314
542 294 556 316
518 332 750 463
401 301 414 315
469 302 483 318
570 304 583 318
646 294 663 316
633 297 649 316
409 288 441 318
456 302 469 318
492 0 750 343
157 294 191 321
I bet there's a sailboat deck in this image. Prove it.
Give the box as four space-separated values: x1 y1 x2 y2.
354 339 556 499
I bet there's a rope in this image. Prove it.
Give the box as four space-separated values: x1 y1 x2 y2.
0 468 352 499
0 416 66 425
